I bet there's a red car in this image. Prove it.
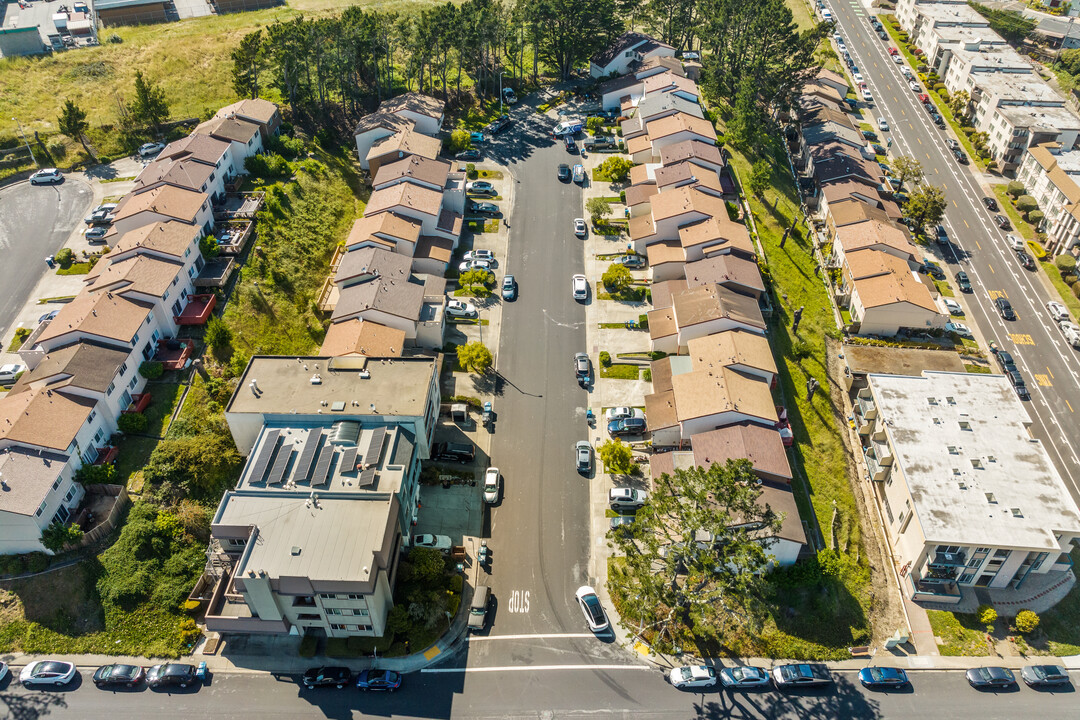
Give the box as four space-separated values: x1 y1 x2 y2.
887 47 898 56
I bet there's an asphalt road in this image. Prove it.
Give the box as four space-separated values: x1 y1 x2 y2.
2 667 1078 719
828 0 1080 502
0 176 92 344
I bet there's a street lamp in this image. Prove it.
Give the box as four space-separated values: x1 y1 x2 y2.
499 72 506 115
12 117 37 168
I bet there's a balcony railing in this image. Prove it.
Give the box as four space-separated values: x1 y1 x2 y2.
907 573 962 603
174 294 217 326
929 550 967 570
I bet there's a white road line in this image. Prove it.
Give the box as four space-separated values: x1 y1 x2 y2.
422 664 654 674
466 633 595 641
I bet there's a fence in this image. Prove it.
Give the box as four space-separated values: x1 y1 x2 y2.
77 483 130 548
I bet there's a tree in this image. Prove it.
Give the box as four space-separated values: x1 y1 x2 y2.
130 70 170 133
726 76 761 150
1016 195 1038 214
199 234 220 259
57 99 92 159
1006 181 1026 198
948 89 970 120
459 268 492 290
598 438 634 474
586 197 611 223
748 159 770 196
41 521 83 554
1055 254 1076 277
1062 47 1080 76
903 183 947 232
525 0 621 81
1028 210 1045 228
977 603 998 631
1013 609 1040 634
205 316 233 357
448 129 471 153
456 341 493 374
602 263 633 293
607 460 783 652
409 547 447 582
968 3 1035 44
891 156 924 192
597 155 633 183
232 30 266 99
54 248 74 268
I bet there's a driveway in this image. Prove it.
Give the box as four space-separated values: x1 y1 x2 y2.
0 176 93 342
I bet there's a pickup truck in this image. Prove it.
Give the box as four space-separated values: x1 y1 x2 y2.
553 119 584 137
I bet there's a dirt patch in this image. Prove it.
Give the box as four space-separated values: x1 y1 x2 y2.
0 562 103 635
825 336 907 648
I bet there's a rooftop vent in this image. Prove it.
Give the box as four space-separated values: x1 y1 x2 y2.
291 546 302 556
948 445 959 455
971 458 983 469
927 397 938 405
1011 507 1023 518
958 480 967 490
985 492 997 504
987 455 996 462
946 396 956 405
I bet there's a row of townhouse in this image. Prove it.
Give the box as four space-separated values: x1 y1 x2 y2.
787 68 949 337
315 94 467 359
0 100 282 555
587 35 807 565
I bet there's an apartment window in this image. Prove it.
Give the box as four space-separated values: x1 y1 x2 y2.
163 289 169 302
358 608 369 616
146 311 154 326
131 332 140 347
188 266 196 279
346 625 360 632
36 500 47 517
129 376 139 392
319 593 334 600
141 343 154 362
52 476 62 491
331 624 347 630
227 538 247 547
172 276 179 286
326 608 341 615
106 382 115 396
93 428 105 446
347 594 364 600
994 549 1011 558
958 572 976 585
296 613 320 621
359 624 372 632
936 545 962 554
195 255 205 272
119 390 132 408
64 487 75 503
172 300 183 317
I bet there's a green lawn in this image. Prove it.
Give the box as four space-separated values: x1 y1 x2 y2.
933 278 955 297
964 364 991 373
56 262 91 276
991 185 1036 241
926 610 991 656
1039 261 1080 322
142 382 185 438
111 435 159 489
1036 548 1080 656
599 363 640 380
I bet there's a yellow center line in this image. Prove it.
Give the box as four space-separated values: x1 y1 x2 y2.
953 199 958 207
963 219 969 228
917 137 923 145
1067 399 1074 413
975 240 982 250
988 264 994 274
1048 366 1054 379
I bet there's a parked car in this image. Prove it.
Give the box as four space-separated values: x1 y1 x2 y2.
608 417 646 437
982 196 998 211
93 664 145 689
469 131 486 144
605 407 644 421
38 309 58 323
584 136 618 152
995 297 1016 321
614 254 645 269
877 116 888 131
572 164 585 184
557 163 571 182
455 149 482 161
29 168 63 185
564 135 577 153
966 666 1016 689
463 249 494 262
669 665 717 689
485 115 512 135
1046 301 1070 322
1008 370 1030 400
888 46 898 56
433 441 475 463
502 274 517 300
468 585 491 631
921 261 945 280
719 666 770 689
574 218 587 237
574 352 590 379
609 488 647 510
302 666 351 689
953 149 968 164
86 226 109 242
853 72 864 84
862 129 878 140
994 214 1010 229
996 350 1017 373
858 667 908 689
138 142 165 159
20 661 77 688
467 200 500 216
1016 250 1035 270
942 298 963 316
955 271 972 293
771 664 833 690
575 586 609 632
861 88 873 103
575 440 593 473
908 80 921 92
85 203 117 225
146 663 197 689
1004 234 1024 251
466 180 496 195
572 273 588 300
946 322 973 339
356 669 401 692
1020 665 1070 687
0 363 25 386
446 299 477 318
412 534 452 551
459 259 493 274
483 467 500 504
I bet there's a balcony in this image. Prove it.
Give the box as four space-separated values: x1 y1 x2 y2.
123 392 152 414
863 447 890 483
174 294 217 326
854 395 877 435
154 338 195 370
929 550 967 571
871 436 893 465
92 446 119 466
1050 553 1074 572
907 573 962 604
201 569 290 634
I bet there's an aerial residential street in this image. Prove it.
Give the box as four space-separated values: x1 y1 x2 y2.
827 0 1080 502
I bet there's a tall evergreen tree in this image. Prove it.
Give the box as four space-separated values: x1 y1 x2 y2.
130 70 169 132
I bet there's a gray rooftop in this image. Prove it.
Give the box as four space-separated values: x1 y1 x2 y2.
868 371 1080 550
997 104 1080 133
227 355 438 419
635 93 703 123
8 342 130 396
0 447 70 517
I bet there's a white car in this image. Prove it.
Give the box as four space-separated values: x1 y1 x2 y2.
861 88 873 103
609 487 648 510
483 467 500 504
575 586 609 632
1060 320 1080 336
946 322 973 339
459 259 493 274
1005 234 1025 251
893 54 903 64
572 274 588 300
836 40 846 53
877 117 889 131
412 534 452 551
446 299 477 318
822 8 832 21
20 660 77 688
29 168 63 185
463 249 494 262
942 298 963 316
574 218 587 237
605 407 645 421
908 80 920 92
137 142 165 159
669 665 718 689
0 363 25 386
1046 301 1071 322
901 66 913 78
853 72 864 84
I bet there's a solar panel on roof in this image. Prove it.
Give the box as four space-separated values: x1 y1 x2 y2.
266 444 293 485
362 426 387 468
311 444 335 487
358 468 377 488
248 429 280 483
292 428 323 482
340 446 359 475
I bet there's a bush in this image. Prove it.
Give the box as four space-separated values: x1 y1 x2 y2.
1028 210 1045 227
933 83 945 92
638 313 649 329
642 368 652 382
41 522 83 553
313 127 334 147
447 128 471 153
599 351 611 366
25 552 49 573
596 156 633 183
465 162 477 179
75 463 116 485
1006 180 1026 198
791 340 812 360
244 153 290 178
977 603 998 627
602 263 632 293
619 190 626 203
1055 254 1077 277
117 412 148 434
299 635 319 657
54 247 74 268
0 555 25 576
1013 609 1040 634
139 361 164 379
1016 195 1038 214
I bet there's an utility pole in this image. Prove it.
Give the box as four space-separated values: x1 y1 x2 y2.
12 117 37 167
499 71 506 115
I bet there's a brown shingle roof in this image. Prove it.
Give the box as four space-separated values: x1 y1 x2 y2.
646 112 716 142
379 92 445 120
629 164 652 186
659 140 723 168
414 235 454 264
651 185 725 222
683 254 765 296
85 254 183 299
649 356 675 393
36 290 153 345
112 185 208 225
642 71 699 96
344 213 422 249
366 126 442 163
365 182 444 218
691 424 792 483
373 155 451 189
829 197 891 227
331 247 425 322
629 213 657 241
650 279 688 310
592 32 671 68
670 366 776 423
654 161 718 189
0 386 97 451
111 221 200 259
624 182 659 208
672 283 765 330
215 98 279 125
835 220 918 261
134 157 215 194
319 319 406 358
645 389 679 430
679 218 756 258
7 342 130 397
648 307 677 340
157 133 230 167
354 112 413 136
646 238 685 265
627 134 652 155
194 115 260 144
686 330 777 379
820 177 884 205
847 249 940 312
637 55 684 77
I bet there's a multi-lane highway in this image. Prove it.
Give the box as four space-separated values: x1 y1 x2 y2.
827 0 1080 502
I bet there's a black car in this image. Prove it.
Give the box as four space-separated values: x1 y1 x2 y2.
486 115 512 135
932 114 945 127
1021 665 1070 687
861 129 878 140
858 667 909 689
995 297 1016 321
953 149 968 164
302 666 352 689
608 417 646 436
455 149 482 161
996 350 1017 373
1016 250 1035 270
466 199 500 216
935 224 948 242
994 214 1011 230
966 666 1016 689
557 163 571 182
146 663 197 689
614 254 646 269
772 664 833 690
564 135 577 153
982 196 999 211
955 271 972 293
93 664 144 689
433 441 475 463
921 262 945 280
1007 371 1030 400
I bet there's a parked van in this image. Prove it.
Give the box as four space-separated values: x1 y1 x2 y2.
583 136 618 152
468 586 491 631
